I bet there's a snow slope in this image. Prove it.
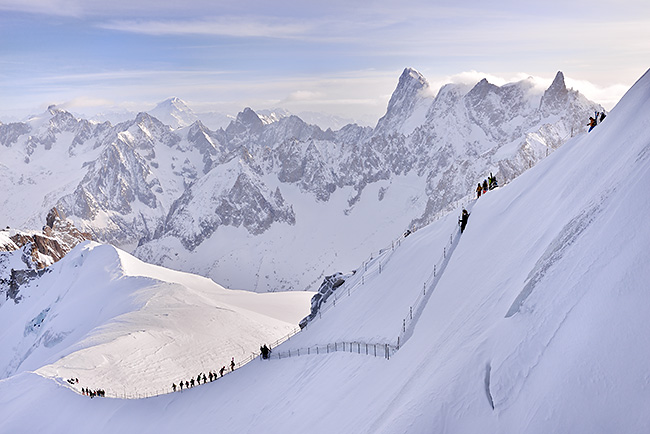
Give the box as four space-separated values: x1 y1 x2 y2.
0 69 649 433
0 241 311 397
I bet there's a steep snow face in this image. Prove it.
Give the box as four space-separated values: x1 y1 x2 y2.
147 97 199 130
0 69 603 293
0 241 311 396
0 69 647 434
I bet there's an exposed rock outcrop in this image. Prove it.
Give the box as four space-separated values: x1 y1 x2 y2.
0 208 92 303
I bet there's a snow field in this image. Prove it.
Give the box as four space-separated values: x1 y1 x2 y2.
0 241 312 399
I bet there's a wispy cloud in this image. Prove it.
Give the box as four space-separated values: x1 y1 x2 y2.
99 17 312 38
58 96 115 110
0 0 84 17
283 90 326 102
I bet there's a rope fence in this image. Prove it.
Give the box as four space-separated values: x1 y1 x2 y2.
397 224 463 349
269 341 397 361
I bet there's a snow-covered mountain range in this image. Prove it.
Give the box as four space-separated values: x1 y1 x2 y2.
0 69 602 292
0 67 647 434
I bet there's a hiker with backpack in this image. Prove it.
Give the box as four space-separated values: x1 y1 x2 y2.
588 116 597 132
459 209 470 233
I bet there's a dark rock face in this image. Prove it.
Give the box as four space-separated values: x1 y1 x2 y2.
299 272 348 328
0 207 92 304
0 122 31 147
540 71 569 115
163 169 295 251
8 207 92 269
4 267 50 303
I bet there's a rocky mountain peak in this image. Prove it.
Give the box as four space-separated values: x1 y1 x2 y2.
134 112 160 126
549 71 567 92
225 107 264 139
147 97 198 129
236 107 264 128
375 67 432 135
47 104 62 115
45 207 63 229
540 71 570 114
4 207 91 270
466 78 499 101
1 208 91 303
387 68 429 113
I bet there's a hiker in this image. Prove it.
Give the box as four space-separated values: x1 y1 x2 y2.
220 366 226 377
459 209 470 233
179 381 184 391
202 373 207 383
209 372 213 382
599 111 606 122
172 383 176 392
231 358 236 372
588 116 597 132
476 183 482 198
260 345 270 359
190 378 195 387
483 179 488 193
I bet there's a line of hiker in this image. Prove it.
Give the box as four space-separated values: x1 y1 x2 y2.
588 110 606 132
171 358 237 392
260 344 272 359
476 172 498 199
82 388 105 398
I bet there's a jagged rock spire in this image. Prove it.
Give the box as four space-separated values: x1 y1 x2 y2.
540 71 569 114
375 68 430 134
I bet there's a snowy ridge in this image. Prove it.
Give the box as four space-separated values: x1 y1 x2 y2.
0 241 311 398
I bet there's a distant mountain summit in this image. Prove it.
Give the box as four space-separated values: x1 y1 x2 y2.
375 68 432 135
148 97 198 129
0 69 603 292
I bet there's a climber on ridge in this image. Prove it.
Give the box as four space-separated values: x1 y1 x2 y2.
588 116 597 132
459 209 470 233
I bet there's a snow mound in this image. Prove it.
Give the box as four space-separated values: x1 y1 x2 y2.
0 241 311 397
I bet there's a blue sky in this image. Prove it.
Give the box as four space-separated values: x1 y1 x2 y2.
1 0 648 124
